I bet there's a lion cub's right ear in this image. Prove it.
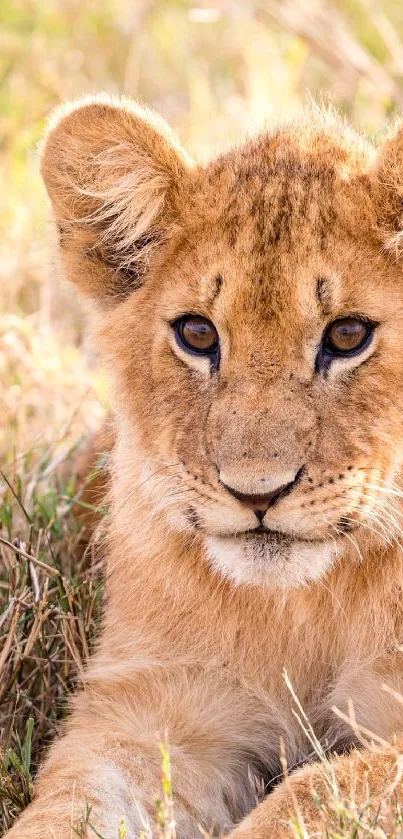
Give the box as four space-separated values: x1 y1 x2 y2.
41 94 192 304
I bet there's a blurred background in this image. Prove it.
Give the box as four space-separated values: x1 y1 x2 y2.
2 0 403 463
2 2 403 829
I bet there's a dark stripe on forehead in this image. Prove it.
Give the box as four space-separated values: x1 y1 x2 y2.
316 276 333 317
210 273 223 304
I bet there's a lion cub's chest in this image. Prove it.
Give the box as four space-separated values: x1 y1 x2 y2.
223 648 400 794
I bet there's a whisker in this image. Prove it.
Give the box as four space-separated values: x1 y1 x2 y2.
113 461 184 513
361 473 403 490
363 494 403 532
371 502 403 532
338 513 393 547
365 483 403 500
325 519 364 563
314 555 347 617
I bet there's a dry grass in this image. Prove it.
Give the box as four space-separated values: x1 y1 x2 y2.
0 401 107 830
3 1 403 835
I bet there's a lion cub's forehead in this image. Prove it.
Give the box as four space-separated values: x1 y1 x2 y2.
194 127 375 247
172 133 375 316
173 127 378 330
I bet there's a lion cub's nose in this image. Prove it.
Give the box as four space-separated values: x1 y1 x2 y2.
221 470 302 522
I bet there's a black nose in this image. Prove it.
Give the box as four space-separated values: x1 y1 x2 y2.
222 473 302 522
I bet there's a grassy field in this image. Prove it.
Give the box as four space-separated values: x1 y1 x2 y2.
2 0 403 835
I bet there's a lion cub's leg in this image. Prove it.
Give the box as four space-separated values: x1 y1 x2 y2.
5 731 141 839
5 681 243 839
5 736 215 839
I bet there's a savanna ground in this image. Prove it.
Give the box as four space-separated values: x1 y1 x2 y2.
3 1 403 835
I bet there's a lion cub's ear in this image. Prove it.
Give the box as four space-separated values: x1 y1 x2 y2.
374 121 403 256
41 94 192 304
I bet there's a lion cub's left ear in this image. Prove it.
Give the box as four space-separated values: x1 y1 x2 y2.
374 120 403 255
41 94 193 305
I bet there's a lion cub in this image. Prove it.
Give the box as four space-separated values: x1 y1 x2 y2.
8 96 403 838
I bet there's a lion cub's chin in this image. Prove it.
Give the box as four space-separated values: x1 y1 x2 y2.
204 531 338 588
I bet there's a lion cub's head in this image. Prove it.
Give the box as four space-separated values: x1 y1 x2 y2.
41 96 403 588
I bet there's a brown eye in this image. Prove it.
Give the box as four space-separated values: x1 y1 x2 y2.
323 317 372 356
175 315 219 357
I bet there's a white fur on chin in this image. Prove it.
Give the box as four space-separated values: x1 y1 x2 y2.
204 533 338 588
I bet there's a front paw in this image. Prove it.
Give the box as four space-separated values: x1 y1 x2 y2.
230 746 403 838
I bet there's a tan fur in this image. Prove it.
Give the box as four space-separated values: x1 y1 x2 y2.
8 94 403 837
70 419 114 538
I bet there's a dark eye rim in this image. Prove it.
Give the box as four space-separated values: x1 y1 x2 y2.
316 316 377 372
171 314 220 360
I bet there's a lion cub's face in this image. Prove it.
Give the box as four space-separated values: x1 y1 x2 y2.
42 97 403 587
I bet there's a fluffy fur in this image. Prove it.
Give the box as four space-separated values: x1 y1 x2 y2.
8 94 403 837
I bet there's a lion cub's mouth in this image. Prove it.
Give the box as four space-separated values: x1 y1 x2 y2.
236 525 324 546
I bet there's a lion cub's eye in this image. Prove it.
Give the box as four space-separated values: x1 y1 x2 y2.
174 315 219 358
322 317 373 357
